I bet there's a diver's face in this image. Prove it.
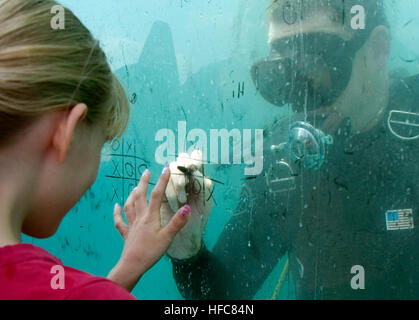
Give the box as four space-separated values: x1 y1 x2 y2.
265 5 390 134
267 7 356 115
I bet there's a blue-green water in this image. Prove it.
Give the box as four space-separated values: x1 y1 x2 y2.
23 0 419 300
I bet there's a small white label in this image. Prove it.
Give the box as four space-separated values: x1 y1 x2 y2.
385 209 414 231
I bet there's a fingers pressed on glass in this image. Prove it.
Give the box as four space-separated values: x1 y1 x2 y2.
137 169 151 197
149 165 171 214
135 169 151 217
163 205 191 239
124 188 137 225
113 203 128 239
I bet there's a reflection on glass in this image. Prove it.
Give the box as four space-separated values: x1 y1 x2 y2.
26 0 419 300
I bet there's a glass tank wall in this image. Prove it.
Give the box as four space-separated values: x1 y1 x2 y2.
23 0 419 300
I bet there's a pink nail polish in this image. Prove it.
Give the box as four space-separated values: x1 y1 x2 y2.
142 169 149 177
162 165 170 176
180 205 191 217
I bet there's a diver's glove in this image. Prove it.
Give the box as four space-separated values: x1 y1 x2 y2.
160 150 213 260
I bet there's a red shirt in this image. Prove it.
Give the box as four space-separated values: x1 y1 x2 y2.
0 244 136 300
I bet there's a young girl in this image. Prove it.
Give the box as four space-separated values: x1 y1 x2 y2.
0 0 191 300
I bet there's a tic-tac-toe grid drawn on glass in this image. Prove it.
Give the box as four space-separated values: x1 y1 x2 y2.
105 139 150 204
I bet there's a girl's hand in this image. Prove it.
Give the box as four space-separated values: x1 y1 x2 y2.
108 166 190 292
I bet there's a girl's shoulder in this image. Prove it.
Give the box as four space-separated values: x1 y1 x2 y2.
0 244 135 300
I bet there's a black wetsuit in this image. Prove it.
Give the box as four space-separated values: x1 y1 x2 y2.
171 75 419 300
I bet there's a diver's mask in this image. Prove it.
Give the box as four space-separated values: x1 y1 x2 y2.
251 33 364 170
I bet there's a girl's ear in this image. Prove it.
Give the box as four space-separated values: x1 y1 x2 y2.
367 25 390 70
52 103 88 163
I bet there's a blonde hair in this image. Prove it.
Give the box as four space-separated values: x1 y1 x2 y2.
0 0 130 147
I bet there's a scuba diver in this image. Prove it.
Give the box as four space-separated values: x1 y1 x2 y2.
160 0 419 299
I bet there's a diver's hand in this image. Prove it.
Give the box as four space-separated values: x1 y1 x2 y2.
161 150 213 260
108 167 190 292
